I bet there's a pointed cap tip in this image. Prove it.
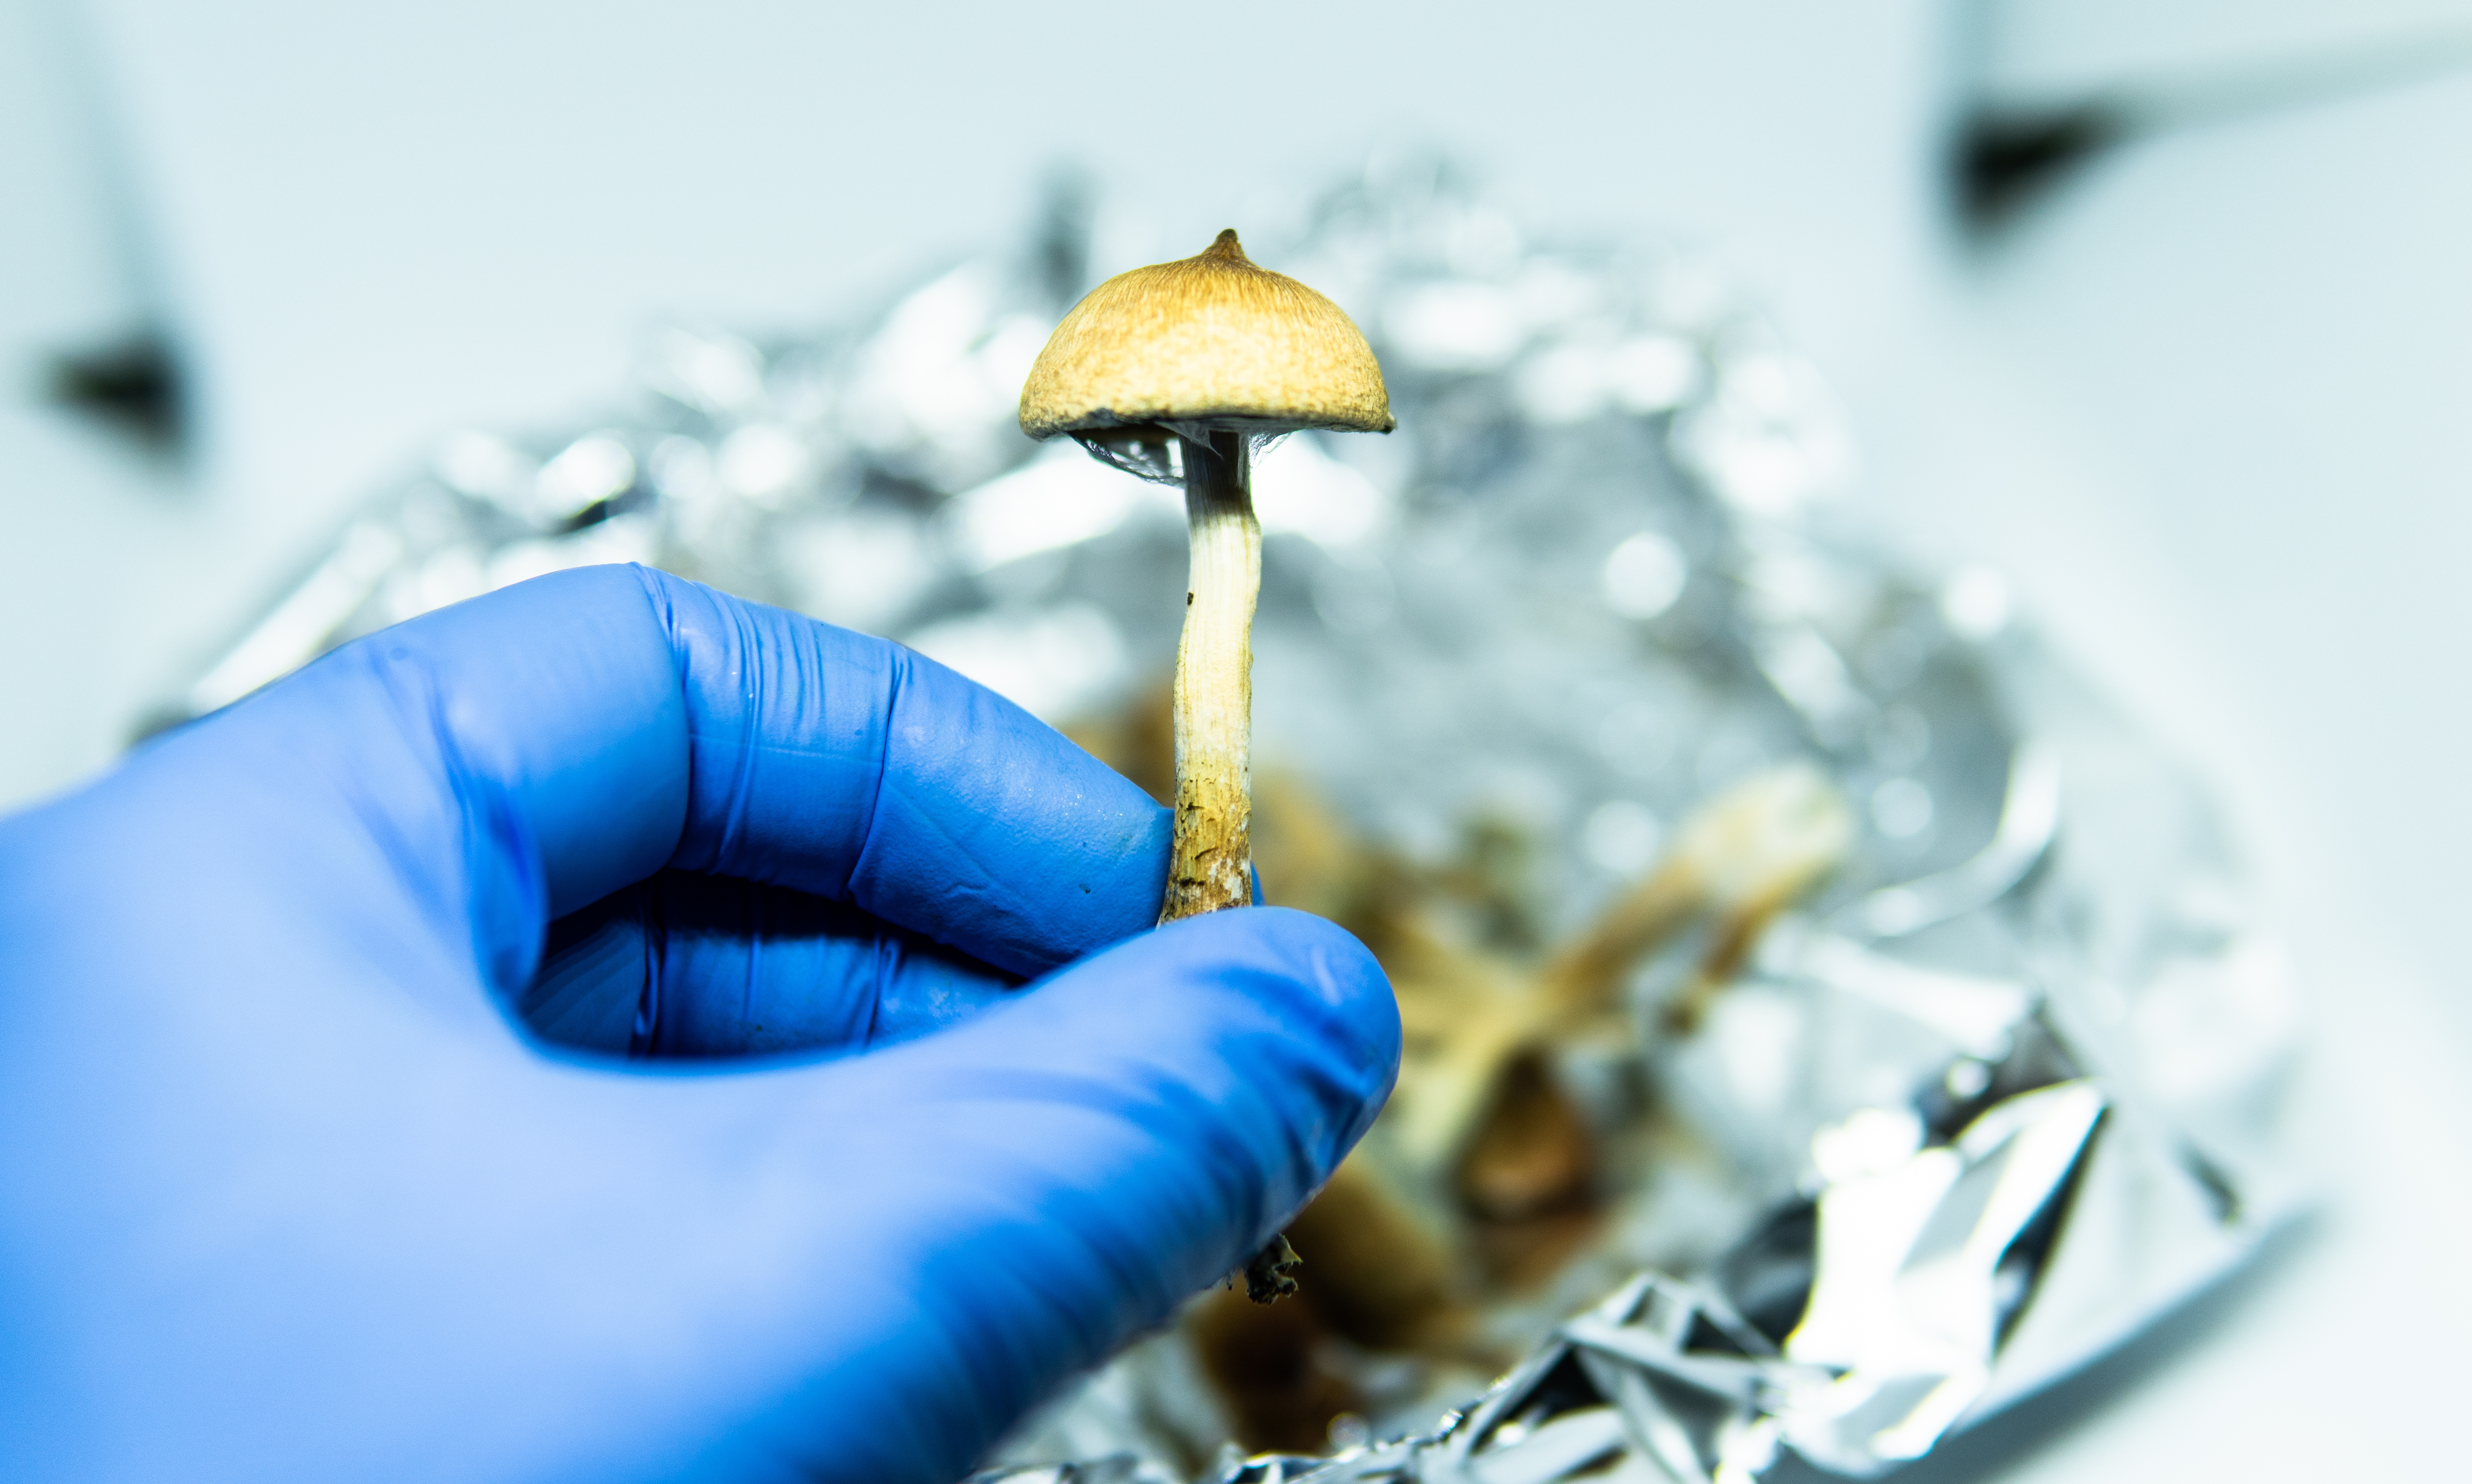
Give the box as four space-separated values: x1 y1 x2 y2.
1203 229 1250 266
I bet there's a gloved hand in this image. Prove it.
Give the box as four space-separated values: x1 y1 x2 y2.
0 564 1399 1483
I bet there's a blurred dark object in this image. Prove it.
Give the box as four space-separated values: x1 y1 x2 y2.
46 327 185 451
1952 107 2123 232
5 0 191 461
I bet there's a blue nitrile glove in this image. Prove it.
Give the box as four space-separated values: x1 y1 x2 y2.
0 565 1399 1483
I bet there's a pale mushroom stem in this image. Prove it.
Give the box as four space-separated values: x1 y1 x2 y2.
1160 429 1260 924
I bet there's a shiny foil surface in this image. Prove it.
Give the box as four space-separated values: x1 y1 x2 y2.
169 158 2301 1483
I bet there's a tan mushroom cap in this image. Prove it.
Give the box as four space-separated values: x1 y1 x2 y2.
1019 229 1394 440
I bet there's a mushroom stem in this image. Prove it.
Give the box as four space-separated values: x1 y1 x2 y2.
1161 429 1260 924
1169 428 1299 1302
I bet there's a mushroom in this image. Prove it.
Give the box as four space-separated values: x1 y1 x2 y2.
1383 764 1855 1178
1021 229 1393 1299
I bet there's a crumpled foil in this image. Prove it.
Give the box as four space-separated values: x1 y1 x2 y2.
167 157 2302 1483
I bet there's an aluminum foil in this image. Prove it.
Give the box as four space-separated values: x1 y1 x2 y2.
165 156 2302 1482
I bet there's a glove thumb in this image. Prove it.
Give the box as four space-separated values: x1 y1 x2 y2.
683 906 1398 1482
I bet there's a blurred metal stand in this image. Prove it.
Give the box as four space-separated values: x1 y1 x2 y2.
0 0 188 456
1951 0 2472 231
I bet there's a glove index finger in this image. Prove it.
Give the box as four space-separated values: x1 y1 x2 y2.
639 569 1170 978
165 565 1164 998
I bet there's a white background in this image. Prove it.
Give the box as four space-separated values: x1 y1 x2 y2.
6 1 2470 1477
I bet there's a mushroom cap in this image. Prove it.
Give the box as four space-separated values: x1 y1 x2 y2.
1019 230 1394 440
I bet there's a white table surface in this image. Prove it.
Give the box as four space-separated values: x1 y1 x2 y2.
4 2 2466 1477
